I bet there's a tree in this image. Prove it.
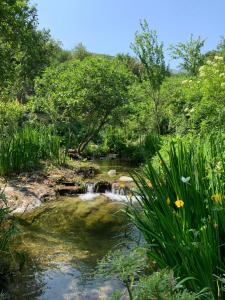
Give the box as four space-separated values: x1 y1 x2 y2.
0 0 60 101
217 36 225 58
71 43 91 61
32 56 133 154
116 53 143 78
170 34 205 75
131 19 168 134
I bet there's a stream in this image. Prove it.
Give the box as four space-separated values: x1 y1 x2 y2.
6 160 138 300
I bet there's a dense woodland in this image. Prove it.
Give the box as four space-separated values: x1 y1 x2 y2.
1 0 225 299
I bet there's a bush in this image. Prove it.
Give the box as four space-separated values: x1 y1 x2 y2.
0 101 26 138
96 248 206 299
128 135 225 298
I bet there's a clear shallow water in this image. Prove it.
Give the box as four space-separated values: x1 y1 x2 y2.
6 160 138 299
9 231 127 299
93 158 136 175
8 197 134 299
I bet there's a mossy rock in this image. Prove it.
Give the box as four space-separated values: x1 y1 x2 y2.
74 166 100 178
56 184 86 195
16 196 125 235
94 181 112 193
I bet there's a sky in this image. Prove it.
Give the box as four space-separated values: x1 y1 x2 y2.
30 0 225 66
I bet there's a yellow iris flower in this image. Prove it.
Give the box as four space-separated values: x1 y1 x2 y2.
175 199 184 208
211 193 222 203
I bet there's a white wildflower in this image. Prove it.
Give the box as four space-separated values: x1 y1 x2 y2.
181 176 191 183
214 56 223 61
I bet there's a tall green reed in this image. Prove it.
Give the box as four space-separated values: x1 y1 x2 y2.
128 136 225 299
0 125 65 175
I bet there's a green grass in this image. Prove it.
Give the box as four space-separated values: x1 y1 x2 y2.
0 125 65 175
128 135 225 299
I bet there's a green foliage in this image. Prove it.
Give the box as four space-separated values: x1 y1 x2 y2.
131 19 169 134
0 101 26 137
133 269 207 300
97 247 146 283
33 56 134 154
0 0 62 100
160 55 225 134
131 19 167 91
128 136 225 298
116 53 143 78
170 34 205 75
180 56 225 133
0 125 64 175
97 248 206 299
71 42 91 61
217 37 225 59
96 247 147 299
143 133 162 161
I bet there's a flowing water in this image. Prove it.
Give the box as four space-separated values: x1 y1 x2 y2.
6 160 138 300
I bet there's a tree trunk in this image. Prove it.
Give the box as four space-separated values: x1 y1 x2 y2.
152 90 161 135
77 115 109 155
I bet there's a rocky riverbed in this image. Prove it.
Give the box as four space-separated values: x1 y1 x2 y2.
1 159 138 299
0 159 136 214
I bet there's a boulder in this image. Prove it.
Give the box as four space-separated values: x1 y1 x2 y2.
107 170 116 177
119 176 133 182
67 149 80 160
94 181 112 193
75 166 100 178
56 185 85 196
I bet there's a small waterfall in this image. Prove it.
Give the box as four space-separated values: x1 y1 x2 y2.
111 186 127 196
79 182 99 201
86 182 95 193
105 185 129 202
79 181 137 203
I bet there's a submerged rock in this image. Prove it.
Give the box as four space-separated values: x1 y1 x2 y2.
16 195 125 234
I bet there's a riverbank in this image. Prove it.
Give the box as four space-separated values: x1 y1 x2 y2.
0 159 136 214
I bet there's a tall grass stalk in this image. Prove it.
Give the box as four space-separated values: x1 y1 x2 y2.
0 125 64 175
128 136 225 299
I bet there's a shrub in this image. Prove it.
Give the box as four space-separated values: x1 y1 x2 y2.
96 248 206 299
